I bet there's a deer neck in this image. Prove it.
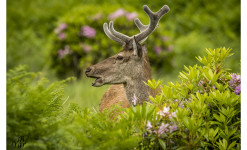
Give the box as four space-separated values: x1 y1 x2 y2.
124 58 153 105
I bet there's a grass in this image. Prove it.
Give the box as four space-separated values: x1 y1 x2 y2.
64 77 110 109
64 71 179 109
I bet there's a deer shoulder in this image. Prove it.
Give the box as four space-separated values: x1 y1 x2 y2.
99 84 129 112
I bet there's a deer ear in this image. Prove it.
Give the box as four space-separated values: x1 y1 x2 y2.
133 36 142 57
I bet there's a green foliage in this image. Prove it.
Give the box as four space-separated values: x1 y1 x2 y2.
48 4 173 78
7 47 240 149
7 65 74 149
140 47 240 149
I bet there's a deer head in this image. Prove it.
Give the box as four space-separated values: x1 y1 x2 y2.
85 5 169 88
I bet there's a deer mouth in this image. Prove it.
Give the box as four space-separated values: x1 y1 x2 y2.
91 77 104 87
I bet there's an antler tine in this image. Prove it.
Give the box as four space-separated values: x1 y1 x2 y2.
134 18 148 31
103 23 125 45
134 18 148 43
109 21 131 43
135 5 169 42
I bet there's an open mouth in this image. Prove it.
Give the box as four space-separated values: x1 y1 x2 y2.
88 76 103 87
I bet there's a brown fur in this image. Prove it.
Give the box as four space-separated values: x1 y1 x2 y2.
99 84 129 112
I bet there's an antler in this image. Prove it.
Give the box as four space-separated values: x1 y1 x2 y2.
103 5 169 45
134 5 169 42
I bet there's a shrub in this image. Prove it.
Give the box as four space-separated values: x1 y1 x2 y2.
49 4 174 78
137 47 240 149
7 47 240 149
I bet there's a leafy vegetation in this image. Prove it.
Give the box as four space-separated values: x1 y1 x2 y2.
7 48 240 149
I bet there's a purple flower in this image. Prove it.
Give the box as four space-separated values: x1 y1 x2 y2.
229 73 241 95
179 102 184 108
229 80 235 88
126 12 137 20
58 33 66 40
157 123 169 135
147 120 153 133
198 80 204 86
81 26 96 38
108 8 126 20
154 46 162 54
132 94 137 106
169 124 178 133
234 84 241 95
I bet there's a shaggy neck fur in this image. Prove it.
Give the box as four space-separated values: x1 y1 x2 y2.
124 54 154 105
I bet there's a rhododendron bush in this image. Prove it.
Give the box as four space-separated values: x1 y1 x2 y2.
49 4 174 78
7 48 240 149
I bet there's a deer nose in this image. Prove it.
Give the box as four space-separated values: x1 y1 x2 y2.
85 67 92 76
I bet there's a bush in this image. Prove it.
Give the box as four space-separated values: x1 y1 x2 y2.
137 47 240 149
49 4 174 78
7 47 240 149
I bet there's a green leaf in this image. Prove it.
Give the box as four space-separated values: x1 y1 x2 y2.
159 139 167 150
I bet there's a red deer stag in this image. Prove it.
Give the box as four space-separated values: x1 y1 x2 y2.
85 5 170 111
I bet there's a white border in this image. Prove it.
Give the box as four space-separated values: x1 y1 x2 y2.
0 0 6 149
241 0 246 149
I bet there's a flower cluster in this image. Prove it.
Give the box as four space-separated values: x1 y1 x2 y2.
229 73 241 95
80 26 96 38
58 45 71 58
108 8 137 21
55 23 67 40
80 43 92 53
146 120 178 136
157 106 176 119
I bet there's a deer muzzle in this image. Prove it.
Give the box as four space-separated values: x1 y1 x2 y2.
85 67 104 87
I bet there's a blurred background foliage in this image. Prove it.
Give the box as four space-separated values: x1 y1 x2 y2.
7 0 240 149
7 0 240 109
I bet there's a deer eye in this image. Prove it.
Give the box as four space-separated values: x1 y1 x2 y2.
116 55 123 60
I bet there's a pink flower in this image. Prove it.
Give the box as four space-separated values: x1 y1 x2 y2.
168 45 174 52
157 106 170 117
108 8 126 20
80 43 92 53
126 12 137 20
63 45 70 54
59 23 67 30
147 120 153 133
169 124 178 133
154 46 162 54
81 26 96 38
58 49 65 58
58 33 66 40
92 13 102 21
57 45 71 58
55 23 67 34
132 94 137 106
157 123 169 135
162 36 170 41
